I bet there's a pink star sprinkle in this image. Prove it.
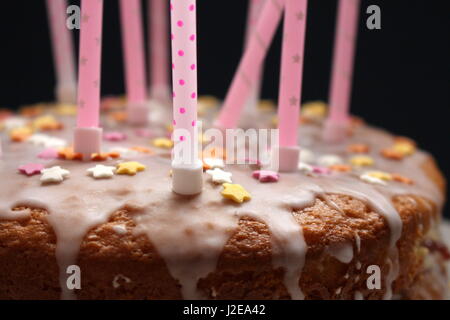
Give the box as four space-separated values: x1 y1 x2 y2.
104 132 127 142
312 166 332 175
37 148 59 160
252 170 279 183
135 129 154 138
18 163 45 176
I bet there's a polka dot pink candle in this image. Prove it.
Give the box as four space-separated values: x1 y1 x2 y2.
170 0 198 164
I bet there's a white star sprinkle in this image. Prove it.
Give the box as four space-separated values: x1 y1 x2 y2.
317 155 343 167
40 166 70 184
298 162 314 175
360 173 387 186
300 148 315 164
87 165 116 179
203 157 225 169
206 168 232 184
2 117 27 131
28 134 67 148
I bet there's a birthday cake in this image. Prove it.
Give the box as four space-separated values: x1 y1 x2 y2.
0 100 448 300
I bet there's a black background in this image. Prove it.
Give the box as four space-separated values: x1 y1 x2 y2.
0 0 448 217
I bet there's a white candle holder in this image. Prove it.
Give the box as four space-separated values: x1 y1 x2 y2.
272 145 300 173
172 160 204 196
56 83 77 105
74 127 103 161
323 118 350 143
127 102 149 126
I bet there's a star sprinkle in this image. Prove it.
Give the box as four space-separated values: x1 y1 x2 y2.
252 170 279 183
2 117 27 131
37 148 59 160
366 171 392 182
381 148 405 161
329 164 352 173
298 162 314 175
350 156 375 167
360 173 387 186
104 132 127 142
393 142 416 156
301 101 327 119
18 163 44 176
116 162 146 175
300 148 315 164
55 104 77 116
392 173 414 185
40 166 70 184
10 127 33 142
203 157 225 170
206 168 233 184
130 146 153 154
28 134 67 148
58 147 83 161
312 166 332 175
152 137 173 149
347 143 370 154
108 147 139 158
33 115 63 131
221 184 251 204
87 165 116 179
91 152 120 162
317 155 343 167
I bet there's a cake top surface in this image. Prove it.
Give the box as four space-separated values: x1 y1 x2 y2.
0 99 444 299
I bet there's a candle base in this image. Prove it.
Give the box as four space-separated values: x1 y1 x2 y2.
272 146 300 173
150 85 171 103
172 160 204 195
323 119 350 143
74 127 103 161
127 102 149 126
56 83 77 105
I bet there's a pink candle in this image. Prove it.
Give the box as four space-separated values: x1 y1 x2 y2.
244 0 266 46
278 0 308 147
120 0 147 105
327 0 361 124
46 0 77 103
170 0 198 162
149 0 170 101
216 0 284 129
76 0 103 128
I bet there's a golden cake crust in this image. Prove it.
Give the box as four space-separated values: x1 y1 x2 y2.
0 157 446 300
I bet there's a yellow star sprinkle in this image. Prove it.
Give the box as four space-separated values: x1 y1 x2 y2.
301 101 327 119
221 183 251 204
10 126 33 142
366 171 392 181
55 104 77 116
350 155 375 167
152 138 173 149
33 115 63 131
393 142 416 156
116 162 146 175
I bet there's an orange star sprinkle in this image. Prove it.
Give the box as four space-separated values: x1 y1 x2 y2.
109 111 127 123
329 164 352 173
392 173 414 185
91 152 122 161
20 104 45 118
10 127 33 142
393 142 416 156
58 147 83 161
381 148 405 161
130 146 154 154
347 143 370 154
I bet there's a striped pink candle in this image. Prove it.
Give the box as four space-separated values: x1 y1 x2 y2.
120 0 147 105
74 0 104 158
278 0 308 148
149 0 170 102
46 0 77 104
324 0 361 142
216 0 284 129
